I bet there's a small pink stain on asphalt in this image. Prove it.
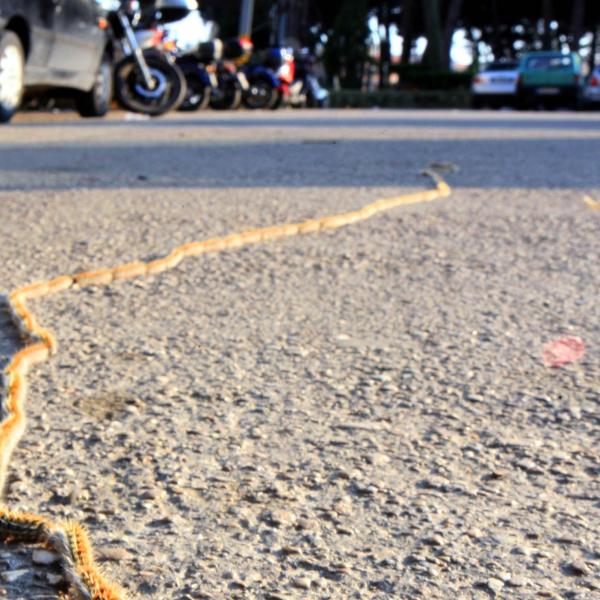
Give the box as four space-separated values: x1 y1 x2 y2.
542 336 585 368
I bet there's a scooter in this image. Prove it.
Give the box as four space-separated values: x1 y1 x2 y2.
243 47 329 110
295 50 330 108
105 0 190 115
243 47 301 110
264 47 299 109
275 48 304 108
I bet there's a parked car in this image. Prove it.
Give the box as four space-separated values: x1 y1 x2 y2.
581 66 600 108
0 0 111 123
471 60 519 108
517 51 583 109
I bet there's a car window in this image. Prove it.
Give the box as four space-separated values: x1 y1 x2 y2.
525 56 573 70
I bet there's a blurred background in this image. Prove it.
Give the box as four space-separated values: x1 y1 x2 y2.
197 1 600 88
3 0 600 119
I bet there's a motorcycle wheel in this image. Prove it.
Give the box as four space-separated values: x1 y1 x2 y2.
210 74 242 110
178 72 211 112
114 52 186 116
243 75 277 110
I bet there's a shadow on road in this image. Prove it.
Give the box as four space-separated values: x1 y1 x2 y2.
0 296 22 372
0 138 599 191
10 113 600 132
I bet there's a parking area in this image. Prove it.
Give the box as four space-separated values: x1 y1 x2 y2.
1 109 600 599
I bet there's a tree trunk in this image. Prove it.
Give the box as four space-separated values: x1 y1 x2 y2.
421 0 444 69
379 2 391 88
569 0 585 52
490 0 503 58
400 0 416 64
467 27 479 70
283 0 310 49
542 0 553 50
443 0 464 69
324 0 369 90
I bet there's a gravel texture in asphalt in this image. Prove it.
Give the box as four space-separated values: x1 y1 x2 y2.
1 109 599 599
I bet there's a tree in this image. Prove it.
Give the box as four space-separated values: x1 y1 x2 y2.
400 0 417 63
323 0 370 88
421 0 444 68
203 0 600 81
378 1 392 87
569 0 585 51
443 0 464 66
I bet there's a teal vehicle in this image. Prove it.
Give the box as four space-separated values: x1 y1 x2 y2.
517 51 583 108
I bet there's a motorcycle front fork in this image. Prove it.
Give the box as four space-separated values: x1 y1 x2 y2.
116 11 156 90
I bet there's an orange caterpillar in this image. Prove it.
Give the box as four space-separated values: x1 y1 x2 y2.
63 522 125 600
0 505 49 543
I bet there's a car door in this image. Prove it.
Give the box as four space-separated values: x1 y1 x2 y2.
1 0 55 85
48 0 104 88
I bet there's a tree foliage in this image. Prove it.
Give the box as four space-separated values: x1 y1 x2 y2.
323 0 370 88
201 0 600 87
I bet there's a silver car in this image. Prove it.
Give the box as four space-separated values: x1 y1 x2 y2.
582 66 600 108
471 60 519 108
0 0 111 123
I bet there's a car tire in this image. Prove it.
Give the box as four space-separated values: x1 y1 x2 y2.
77 53 113 118
0 31 25 124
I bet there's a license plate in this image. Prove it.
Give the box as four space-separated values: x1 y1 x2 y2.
491 77 513 84
536 87 560 95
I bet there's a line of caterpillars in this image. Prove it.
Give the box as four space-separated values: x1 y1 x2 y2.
0 170 451 599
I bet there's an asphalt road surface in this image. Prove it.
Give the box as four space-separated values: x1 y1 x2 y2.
1 109 599 599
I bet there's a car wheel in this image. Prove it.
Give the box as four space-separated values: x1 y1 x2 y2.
77 53 113 118
0 31 25 124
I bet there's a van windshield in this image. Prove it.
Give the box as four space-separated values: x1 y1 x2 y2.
526 56 573 70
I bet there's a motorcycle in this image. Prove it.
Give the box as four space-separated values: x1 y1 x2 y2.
104 0 191 115
134 24 217 111
176 53 217 111
205 37 251 111
243 56 281 110
253 48 296 110
138 11 219 112
243 47 329 110
175 37 251 111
